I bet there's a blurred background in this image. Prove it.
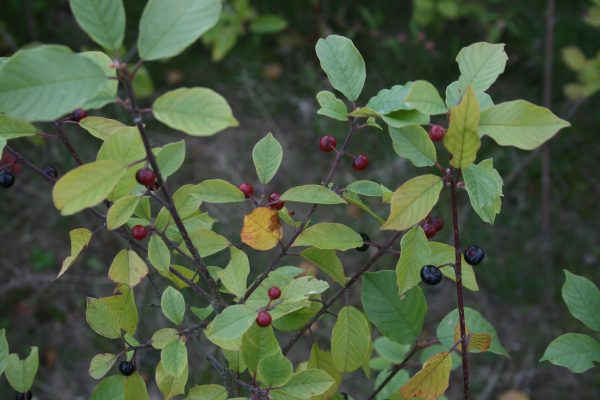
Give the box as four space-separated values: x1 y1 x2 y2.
1 0 599 398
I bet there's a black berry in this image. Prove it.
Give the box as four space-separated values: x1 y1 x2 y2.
15 394 25 400
352 154 369 171
420 265 443 285
319 135 337 152
355 232 370 252
43 166 59 180
119 360 136 376
71 108 88 122
0 171 15 188
463 246 485 265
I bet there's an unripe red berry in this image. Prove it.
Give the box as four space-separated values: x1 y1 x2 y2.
431 216 444 231
256 310 272 327
269 192 284 210
135 168 156 187
428 125 446 142
352 155 369 171
131 225 149 240
268 286 281 300
422 223 437 239
238 183 254 198
71 108 88 122
319 135 337 152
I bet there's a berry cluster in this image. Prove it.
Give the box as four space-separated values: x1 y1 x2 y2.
318 135 369 172
421 215 444 239
237 182 285 211
255 286 282 328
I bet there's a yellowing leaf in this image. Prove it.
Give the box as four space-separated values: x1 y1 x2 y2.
453 324 492 353
443 85 481 169
400 352 452 400
56 228 93 279
241 207 282 251
107 250 149 288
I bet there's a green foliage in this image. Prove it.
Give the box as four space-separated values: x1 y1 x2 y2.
252 132 283 184
69 0 125 51
281 184 346 205
161 287 186 326
293 223 363 250
5 347 38 393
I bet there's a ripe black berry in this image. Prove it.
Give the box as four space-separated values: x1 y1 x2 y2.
420 265 443 285
268 286 281 300
43 166 58 180
15 393 25 400
0 171 15 188
428 125 446 142
463 246 485 265
355 232 370 252
135 168 156 187
256 310 272 327
352 155 369 171
238 183 254 198
319 135 337 152
268 193 284 210
27 392 32 400
71 108 88 122
119 360 136 376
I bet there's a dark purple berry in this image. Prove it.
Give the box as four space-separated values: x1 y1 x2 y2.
0 171 15 188
431 216 444 231
420 265 443 285
355 232 370 252
119 360 136 376
43 166 59 180
269 193 284 210
463 246 485 265
71 108 88 122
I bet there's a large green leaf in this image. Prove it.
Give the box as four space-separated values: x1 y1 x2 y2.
293 223 363 251
205 305 256 351
0 45 106 121
161 287 186 326
257 351 293 387
0 114 37 139
316 90 348 121
107 249 149 288
194 179 245 203
362 271 427 344
540 333 600 373
562 270 600 331
443 85 480 169
270 369 334 400
463 159 503 224
389 125 437 167
106 195 139 230
86 297 121 339
479 100 570 150
125 372 150 400
90 375 126 400
381 175 443 231
161 339 188 377
70 0 125 51
252 132 283 184
153 88 238 136
241 324 280 375
403 80 447 115
396 227 431 295
301 247 345 285
315 35 366 102
281 184 346 205
138 0 221 60
5 347 38 393
456 42 508 93
187 229 230 257
331 306 372 372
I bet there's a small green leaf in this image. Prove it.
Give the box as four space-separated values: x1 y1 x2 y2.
316 91 348 121
217 247 250 299
381 110 430 129
149 235 171 274
151 328 180 350
540 333 600 373
161 287 186 326
270 369 334 399
0 329 8 378
5 347 38 393
153 88 238 136
301 248 345 285
155 361 188 400
107 250 149 288
88 353 118 380
156 140 186 179
187 229 230 257
429 242 479 292
562 270 600 331
252 132 283 184
56 228 93 279
161 339 188 377
396 226 431 294
205 305 256 350
281 184 346 205
190 305 213 321
257 351 293 387
281 276 329 303
404 80 447 115
125 372 150 400
443 85 481 169
86 297 121 339
315 35 366 102
242 324 280 375
187 384 228 400
389 125 437 167
70 0 125 51
172 184 203 219
366 84 412 115
195 179 245 203
308 345 342 399
463 159 503 224
90 375 126 400
293 223 363 251
107 195 139 230
331 306 371 372
0 114 37 140
79 117 133 141
138 0 222 61
250 14 288 33
456 42 508 93
79 51 118 110
374 337 411 364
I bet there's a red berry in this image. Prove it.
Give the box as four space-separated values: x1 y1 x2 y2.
131 225 149 240
10 162 22 174
136 168 156 187
71 108 88 122
256 310 272 327
352 155 369 171
268 286 281 300
431 216 444 231
319 135 337 152
238 183 254 198
428 125 446 142
269 192 285 210
422 223 437 239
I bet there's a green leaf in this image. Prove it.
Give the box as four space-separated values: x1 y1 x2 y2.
0 45 106 121
479 100 571 150
151 328 180 350
396 226 431 294
89 353 118 380
0 138 5 155
107 195 139 230
103 286 138 336
242 324 280 375
281 276 329 303
156 140 186 179
172 184 203 219
281 184 346 205
331 306 371 372
187 229 230 257
308 345 342 399
443 85 481 169
79 51 118 110
270 369 335 400
404 80 447 115
5 347 38 393
52 160 127 215
301 247 345 285
374 370 409 400
381 175 443 231
389 125 437 167
153 88 238 136
456 42 508 92
463 159 503 224
293 223 363 251
562 270 600 331
217 247 250 299
86 297 121 339
362 271 427 344
445 80 494 109
316 91 348 121
161 339 188 377
346 180 392 198
562 46 587 71
205 305 256 350
252 132 283 184
195 179 245 203
0 329 8 378
155 361 188 400
437 307 508 357
187 384 228 400
161 287 186 326
90 375 126 400
149 236 171 274
250 14 288 33
56 228 93 279
257 351 293 387
108 250 149 288
540 333 600 373
315 35 366 102
429 242 479 292
70 0 125 51
366 84 412 115
381 109 430 129
0 114 37 139
125 372 150 400
374 337 411 364
190 305 213 321
79 117 133 141
138 0 221 61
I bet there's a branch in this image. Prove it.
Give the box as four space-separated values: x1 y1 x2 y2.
168 266 212 303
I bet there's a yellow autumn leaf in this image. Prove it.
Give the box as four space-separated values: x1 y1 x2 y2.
453 323 492 353
399 352 452 400
443 85 481 169
241 207 283 251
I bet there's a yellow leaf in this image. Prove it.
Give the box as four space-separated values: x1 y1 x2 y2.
107 250 149 288
400 352 452 400
498 389 530 400
443 85 481 169
56 228 93 279
453 324 492 353
241 207 282 251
